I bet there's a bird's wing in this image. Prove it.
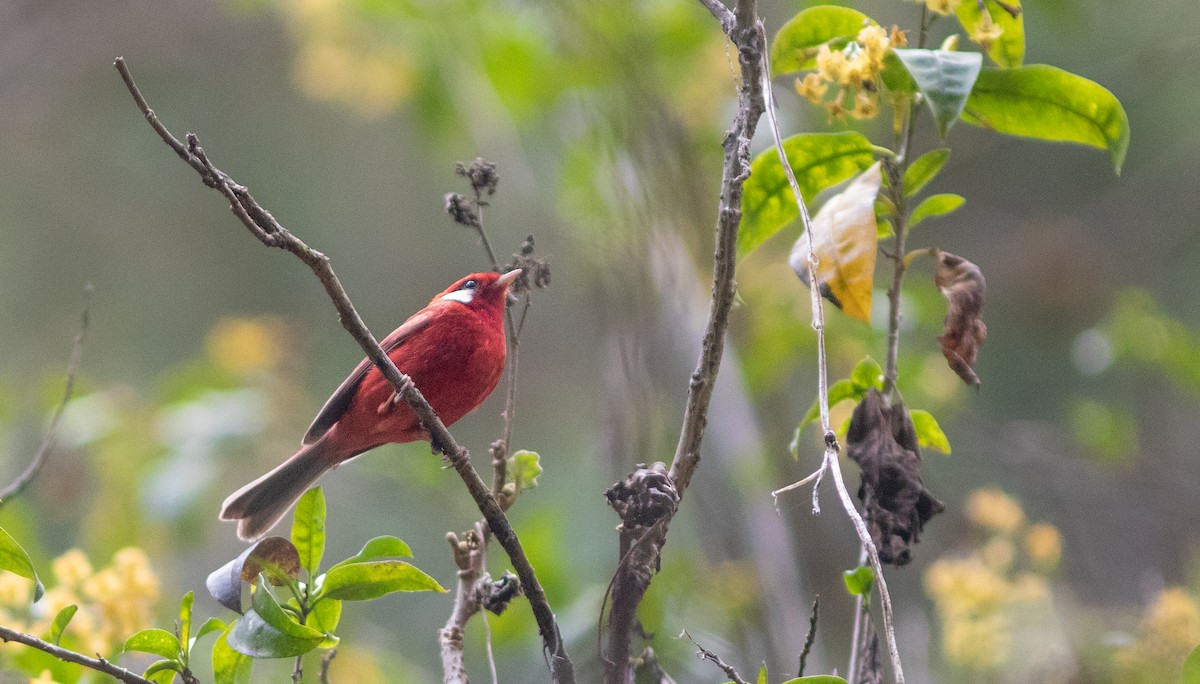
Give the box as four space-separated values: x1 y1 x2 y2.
301 310 435 445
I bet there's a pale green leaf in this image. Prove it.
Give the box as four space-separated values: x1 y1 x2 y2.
789 162 882 322
903 148 950 197
508 450 543 491
843 565 876 596
0 527 43 602
963 64 1130 173
771 6 872 74
740 132 875 257
780 677 850 684
123 628 182 661
1182 643 1200 684
291 487 327 581
910 409 952 454
143 660 182 684
908 193 965 229
178 591 194 647
48 604 77 646
318 561 446 601
892 49 983 138
799 379 864 433
850 356 884 391
212 623 253 684
330 536 413 571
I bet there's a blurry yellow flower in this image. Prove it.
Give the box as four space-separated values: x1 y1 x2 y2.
943 612 1008 669
52 549 93 588
1114 587 1200 682
1024 523 1062 571
849 91 880 120
889 25 909 49
858 25 890 61
1145 588 1200 653
0 573 35 607
923 0 962 16
207 317 283 375
825 97 848 123
816 45 846 83
30 670 63 684
981 538 1015 571
965 487 1026 534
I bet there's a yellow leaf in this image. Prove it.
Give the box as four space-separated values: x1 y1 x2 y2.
789 162 881 322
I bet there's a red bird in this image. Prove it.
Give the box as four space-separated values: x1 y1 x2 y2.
221 269 520 540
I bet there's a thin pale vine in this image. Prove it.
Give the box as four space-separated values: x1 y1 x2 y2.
759 21 905 684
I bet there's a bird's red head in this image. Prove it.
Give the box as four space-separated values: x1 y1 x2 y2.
433 269 521 314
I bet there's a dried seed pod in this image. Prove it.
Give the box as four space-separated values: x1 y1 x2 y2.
934 249 987 386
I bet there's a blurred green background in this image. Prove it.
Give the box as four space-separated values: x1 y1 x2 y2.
1 0 1199 681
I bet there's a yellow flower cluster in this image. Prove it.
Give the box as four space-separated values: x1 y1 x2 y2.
1113 587 1200 683
0 547 160 664
967 10 1005 49
795 25 898 122
206 316 286 376
924 488 1062 672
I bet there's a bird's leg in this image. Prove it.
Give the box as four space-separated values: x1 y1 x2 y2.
377 391 404 415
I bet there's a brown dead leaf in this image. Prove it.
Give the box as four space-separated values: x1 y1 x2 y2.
934 249 987 386
846 389 945 566
790 162 881 323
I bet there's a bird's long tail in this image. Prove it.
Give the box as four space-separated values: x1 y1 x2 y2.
220 439 338 541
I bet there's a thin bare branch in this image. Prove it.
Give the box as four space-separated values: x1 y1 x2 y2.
0 287 90 507
797 596 819 677
681 630 748 684
115 57 574 683
0 625 153 684
319 649 337 684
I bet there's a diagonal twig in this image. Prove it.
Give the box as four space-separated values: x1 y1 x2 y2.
114 57 574 683
0 286 91 507
0 625 153 684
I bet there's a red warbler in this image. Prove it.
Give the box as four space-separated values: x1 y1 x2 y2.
221 269 520 540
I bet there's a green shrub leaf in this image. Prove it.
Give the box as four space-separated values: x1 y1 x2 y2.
207 536 301 614
330 536 413 572
189 617 227 654
291 487 327 580
850 356 885 391
1182 643 1200 684
227 578 328 658
47 605 77 646
910 409 952 454
842 564 876 596
903 149 950 197
963 64 1130 173
0 527 43 602
908 193 965 229
123 628 182 661
780 677 851 684
508 450 543 491
740 132 876 257
771 6 872 74
319 560 447 601
892 49 983 138
179 591 194 647
212 624 253 684
143 660 183 684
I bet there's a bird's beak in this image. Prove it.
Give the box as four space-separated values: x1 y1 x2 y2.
497 268 522 290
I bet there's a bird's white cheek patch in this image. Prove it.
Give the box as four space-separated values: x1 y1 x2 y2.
441 289 475 305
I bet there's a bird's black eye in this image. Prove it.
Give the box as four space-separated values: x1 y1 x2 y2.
462 279 478 290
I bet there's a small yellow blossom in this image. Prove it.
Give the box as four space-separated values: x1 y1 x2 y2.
923 0 963 16
825 97 848 123
964 487 1026 534
849 91 880 120
0 573 35 607
1114 587 1200 682
815 45 846 83
981 538 1015 571
1024 523 1062 571
968 10 1004 50
858 25 890 62
207 317 283 375
889 25 909 48
795 73 828 104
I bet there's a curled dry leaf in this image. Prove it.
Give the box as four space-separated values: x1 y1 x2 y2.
790 162 882 323
934 249 987 386
846 389 945 566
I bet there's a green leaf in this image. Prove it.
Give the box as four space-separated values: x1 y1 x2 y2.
758 664 769 684
318 560 447 601
843 565 876 596
143 659 183 684
740 132 876 257
799 378 864 432
902 148 950 197
508 450 543 492
227 578 328 658
308 597 342 635
780 677 850 684
1182 642 1200 684
908 193 965 229
789 162 882 322
179 591 194 648
963 64 1130 173
850 356 884 391
291 487 327 581
212 624 253 684
876 217 894 239
910 409 952 454
0 527 44 602
771 6 871 74
189 617 227 654
956 0 1024 68
123 628 183 660
892 49 983 138
330 536 413 571
48 604 77 646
